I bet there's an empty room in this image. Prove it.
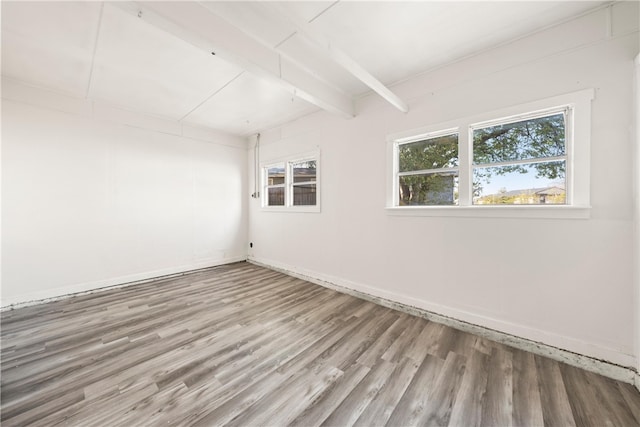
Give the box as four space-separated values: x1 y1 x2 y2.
2 0 640 425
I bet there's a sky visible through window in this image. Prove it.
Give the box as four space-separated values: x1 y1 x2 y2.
478 172 561 196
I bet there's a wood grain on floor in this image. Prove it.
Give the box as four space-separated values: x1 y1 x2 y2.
1 262 639 426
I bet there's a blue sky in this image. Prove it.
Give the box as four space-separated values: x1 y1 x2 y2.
475 165 564 196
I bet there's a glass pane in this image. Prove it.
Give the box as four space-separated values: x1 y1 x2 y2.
292 160 317 183
267 164 285 185
399 172 459 206
473 113 565 164
399 133 458 172
293 184 316 206
267 187 285 206
473 161 566 205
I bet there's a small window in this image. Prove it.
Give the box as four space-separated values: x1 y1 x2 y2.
472 111 567 205
262 153 320 212
397 132 459 206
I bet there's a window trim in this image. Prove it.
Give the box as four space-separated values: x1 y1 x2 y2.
386 89 594 219
261 150 320 213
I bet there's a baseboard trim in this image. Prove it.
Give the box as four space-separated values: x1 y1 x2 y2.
1 257 247 310
249 257 638 385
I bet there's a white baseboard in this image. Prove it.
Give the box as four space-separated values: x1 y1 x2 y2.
249 256 638 385
1 256 246 309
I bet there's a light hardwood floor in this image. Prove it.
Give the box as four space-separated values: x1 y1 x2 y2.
2 262 640 426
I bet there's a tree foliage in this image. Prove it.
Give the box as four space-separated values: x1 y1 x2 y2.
399 134 458 172
473 114 566 183
398 134 458 205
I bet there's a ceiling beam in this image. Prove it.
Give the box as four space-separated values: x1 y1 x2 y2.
270 3 409 114
111 2 354 119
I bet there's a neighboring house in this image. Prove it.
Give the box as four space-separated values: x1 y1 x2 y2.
475 185 566 205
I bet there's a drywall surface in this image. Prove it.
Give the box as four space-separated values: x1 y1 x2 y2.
2 81 248 306
635 53 640 386
249 3 639 368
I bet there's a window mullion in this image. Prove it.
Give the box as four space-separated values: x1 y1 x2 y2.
398 167 458 177
458 123 471 206
286 162 292 207
473 155 567 169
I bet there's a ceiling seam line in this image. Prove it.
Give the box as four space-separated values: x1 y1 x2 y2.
308 1 340 23
178 71 245 122
85 2 105 100
274 31 298 49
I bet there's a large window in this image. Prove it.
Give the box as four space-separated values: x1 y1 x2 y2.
262 153 319 212
472 111 567 205
387 89 593 218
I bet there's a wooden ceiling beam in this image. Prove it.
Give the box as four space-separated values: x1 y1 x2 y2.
270 3 409 113
112 2 355 119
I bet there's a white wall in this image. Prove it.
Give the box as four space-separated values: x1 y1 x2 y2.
634 53 640 386
2 80 248 306
249 3 639 368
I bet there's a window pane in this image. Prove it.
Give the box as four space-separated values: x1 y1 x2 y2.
267 187 285 206
473 113 565 165
473 161 566 205
399 172 459 206
399 134 458 172
292 161 317 183
293 184 316 206
267 165 285 185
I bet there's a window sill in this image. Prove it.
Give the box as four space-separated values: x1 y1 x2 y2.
261 206 321 213
385 205 590 219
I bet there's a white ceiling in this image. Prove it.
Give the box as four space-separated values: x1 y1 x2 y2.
1 1 608 137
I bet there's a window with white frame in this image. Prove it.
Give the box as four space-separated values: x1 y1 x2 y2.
471 110 568 205
265 163 286 206
387 89 593 218
397 131 459 206
290 159 317 206
262 154 319 211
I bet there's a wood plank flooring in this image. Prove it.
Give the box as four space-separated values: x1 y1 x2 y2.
2 262 639 426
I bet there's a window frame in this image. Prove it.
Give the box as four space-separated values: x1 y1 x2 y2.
470 107 571 206
394 128 460 206
386 89 594 219
289 159 318 207
261 151 320 213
